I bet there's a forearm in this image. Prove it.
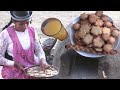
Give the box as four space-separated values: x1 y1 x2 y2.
34 40 46 64
0 56 14 66
34 29 46 64
0 31 14 67
35 43 46 62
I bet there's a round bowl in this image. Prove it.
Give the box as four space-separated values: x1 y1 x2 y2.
67 16 120 58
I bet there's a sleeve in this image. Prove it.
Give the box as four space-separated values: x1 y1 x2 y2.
0 30 14 66
34 29 46 64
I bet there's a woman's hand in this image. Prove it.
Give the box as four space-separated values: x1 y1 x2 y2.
14 62 25 71
40 58 50 71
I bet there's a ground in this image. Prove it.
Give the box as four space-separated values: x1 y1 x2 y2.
1 11 120 43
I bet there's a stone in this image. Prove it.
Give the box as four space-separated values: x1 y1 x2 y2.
98 50 120 79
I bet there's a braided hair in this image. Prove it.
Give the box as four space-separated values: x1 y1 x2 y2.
2 18 32 31
2 18 12 31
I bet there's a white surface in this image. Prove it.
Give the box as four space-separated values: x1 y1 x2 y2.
0 66 3 79
67 16 120 58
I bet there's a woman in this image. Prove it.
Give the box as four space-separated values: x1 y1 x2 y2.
0 11 49 79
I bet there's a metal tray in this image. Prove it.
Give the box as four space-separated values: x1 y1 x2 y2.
24 65 59 78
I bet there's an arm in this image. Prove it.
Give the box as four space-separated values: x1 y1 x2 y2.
34 30 47 65
0 31 14 66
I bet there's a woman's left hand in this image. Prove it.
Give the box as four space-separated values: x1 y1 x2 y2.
40 58 50 71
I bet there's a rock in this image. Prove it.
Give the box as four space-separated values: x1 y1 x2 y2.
42 38 57 55
41 38 57 65
98 50 120 79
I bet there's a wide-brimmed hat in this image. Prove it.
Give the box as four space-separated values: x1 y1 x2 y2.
10 11 32 21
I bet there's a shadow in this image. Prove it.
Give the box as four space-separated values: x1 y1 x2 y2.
69 53 99 79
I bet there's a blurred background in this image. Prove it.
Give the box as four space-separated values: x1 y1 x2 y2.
0 11 120 43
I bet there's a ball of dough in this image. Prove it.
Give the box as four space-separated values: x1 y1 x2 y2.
73 23 80 30
104 21 113 27
95 11 103 17
101 15 109 22
80 13 89 20
102 27 111 36
112 29 119 38
103 44 113 52
102 34 110 41
108 36 116 44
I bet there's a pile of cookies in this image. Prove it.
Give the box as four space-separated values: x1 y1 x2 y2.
26 66 58 78
67 11 120 55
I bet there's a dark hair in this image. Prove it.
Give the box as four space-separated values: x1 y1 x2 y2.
30 19 32 24
2 18 12 31
2 18 32 31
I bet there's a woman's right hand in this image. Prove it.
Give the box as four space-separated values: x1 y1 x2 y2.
14 62 25 71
